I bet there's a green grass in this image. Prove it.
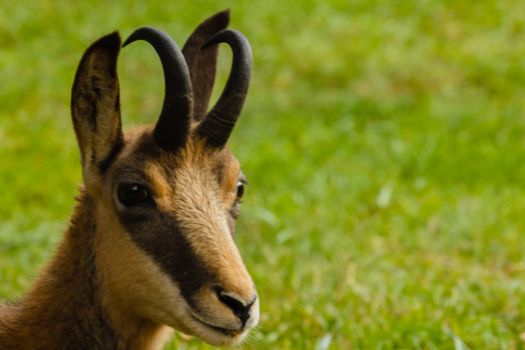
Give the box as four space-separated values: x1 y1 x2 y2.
1 0 525 348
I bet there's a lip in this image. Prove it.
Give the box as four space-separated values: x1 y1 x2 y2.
187 309 244 337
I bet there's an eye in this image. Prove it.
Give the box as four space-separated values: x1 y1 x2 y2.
117 183 152 207
236 180 246 202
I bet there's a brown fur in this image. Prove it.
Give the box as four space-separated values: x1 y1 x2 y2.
0 193 170 349
0 127 258 348
0 12 258 349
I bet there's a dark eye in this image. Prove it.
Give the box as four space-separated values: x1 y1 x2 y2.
236 180 246 202
117 183 151 207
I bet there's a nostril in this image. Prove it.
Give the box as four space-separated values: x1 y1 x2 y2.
216 289 256 327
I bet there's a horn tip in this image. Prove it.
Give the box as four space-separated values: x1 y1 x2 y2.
200 29 227 50
122 26 157 48
123 29 141 48
201 29 249 52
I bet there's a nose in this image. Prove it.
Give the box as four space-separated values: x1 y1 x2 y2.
216 289 257 327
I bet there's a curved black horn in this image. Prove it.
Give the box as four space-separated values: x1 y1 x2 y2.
123 27 192 151
196 29 252 148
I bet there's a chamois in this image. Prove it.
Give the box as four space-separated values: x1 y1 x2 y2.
0 10 259 349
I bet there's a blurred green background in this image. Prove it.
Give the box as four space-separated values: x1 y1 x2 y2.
1 0 525 349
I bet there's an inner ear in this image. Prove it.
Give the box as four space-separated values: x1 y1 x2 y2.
71 32 123 171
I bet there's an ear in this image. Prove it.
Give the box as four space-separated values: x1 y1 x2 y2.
182 10 230 121
71 32 123 175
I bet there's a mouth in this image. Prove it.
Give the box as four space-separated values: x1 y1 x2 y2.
187 309 244 337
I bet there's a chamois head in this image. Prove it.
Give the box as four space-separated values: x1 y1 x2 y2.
70 11 258 346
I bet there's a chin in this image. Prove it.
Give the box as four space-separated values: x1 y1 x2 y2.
172 301 260 347
198 329 249 347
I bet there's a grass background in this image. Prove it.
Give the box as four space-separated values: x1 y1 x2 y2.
1 0 525 348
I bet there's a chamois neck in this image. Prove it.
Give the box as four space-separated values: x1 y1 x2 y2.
0 191 171 350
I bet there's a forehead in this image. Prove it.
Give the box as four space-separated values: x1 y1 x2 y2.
109 127 241 184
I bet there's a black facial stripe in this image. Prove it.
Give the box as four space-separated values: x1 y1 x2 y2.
117 210 217 304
